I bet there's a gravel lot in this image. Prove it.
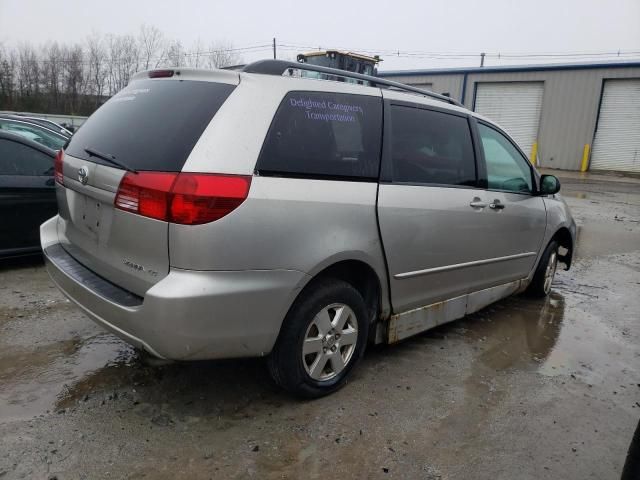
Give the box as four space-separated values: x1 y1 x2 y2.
1 171 639 480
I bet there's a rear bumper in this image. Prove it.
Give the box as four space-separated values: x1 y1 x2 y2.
41 216 309 360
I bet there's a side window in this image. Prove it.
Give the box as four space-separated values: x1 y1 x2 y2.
478 123 533 193
389 105 476 186
0 139 53 176
0 120 65 150
257 92 382 179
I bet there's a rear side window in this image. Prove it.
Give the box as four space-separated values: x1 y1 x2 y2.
66 79 236 172
0 139 53 176
389 105 476 186
257 92 382 180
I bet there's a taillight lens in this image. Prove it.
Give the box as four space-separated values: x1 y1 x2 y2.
54 149 64 185
148 70 175 78
114 172 251 225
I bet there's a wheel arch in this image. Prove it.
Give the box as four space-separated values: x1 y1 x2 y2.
551 226 574 270
291 258 387 344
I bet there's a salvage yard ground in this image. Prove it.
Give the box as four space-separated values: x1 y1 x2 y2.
1 171 639 480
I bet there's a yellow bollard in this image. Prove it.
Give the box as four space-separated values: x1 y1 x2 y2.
581 144 590 172
529 142 538 166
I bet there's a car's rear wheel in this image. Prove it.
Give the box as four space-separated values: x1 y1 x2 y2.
526 240 559 298
267 278 368 398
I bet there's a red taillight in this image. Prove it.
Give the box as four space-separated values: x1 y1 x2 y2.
54 149 64 185
114 172 251 225
148 70 175 78
114 172 176 221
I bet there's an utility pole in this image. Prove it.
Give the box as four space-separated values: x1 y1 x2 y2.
273 38 276 59
480 52 485 67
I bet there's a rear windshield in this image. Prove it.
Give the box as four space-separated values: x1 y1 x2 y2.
66 79 236 171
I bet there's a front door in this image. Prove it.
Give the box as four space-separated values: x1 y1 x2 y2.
473 121 547 284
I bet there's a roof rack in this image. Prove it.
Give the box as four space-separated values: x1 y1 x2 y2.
242 59 464 108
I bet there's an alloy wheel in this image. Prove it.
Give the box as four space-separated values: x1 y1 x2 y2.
543 250 558 294
302 303 358 381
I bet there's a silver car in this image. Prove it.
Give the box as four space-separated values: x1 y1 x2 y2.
41 60 575 397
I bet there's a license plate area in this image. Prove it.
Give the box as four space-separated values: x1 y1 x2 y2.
76 194 103 240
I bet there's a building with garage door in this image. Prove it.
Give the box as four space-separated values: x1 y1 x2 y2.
378 61 640 173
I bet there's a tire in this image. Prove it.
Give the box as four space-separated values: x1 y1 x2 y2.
526 240 559 298
267 278 369 398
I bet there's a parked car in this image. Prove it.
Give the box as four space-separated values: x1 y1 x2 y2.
0 117 68 150
0 131 56 258
17 116 73 137
41 61 575 397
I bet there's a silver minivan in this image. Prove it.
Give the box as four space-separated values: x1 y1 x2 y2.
41 60 575 397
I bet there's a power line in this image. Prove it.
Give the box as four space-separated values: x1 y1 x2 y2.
277 41 640 60
3 39 640 66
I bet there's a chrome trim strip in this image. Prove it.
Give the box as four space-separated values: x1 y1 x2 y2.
394 252 537 279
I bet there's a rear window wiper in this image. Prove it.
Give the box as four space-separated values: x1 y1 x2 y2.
84 147 138 173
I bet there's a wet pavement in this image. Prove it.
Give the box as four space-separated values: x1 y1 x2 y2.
1 171 639 479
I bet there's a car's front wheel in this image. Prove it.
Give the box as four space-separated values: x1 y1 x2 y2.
526 240 559 298
267 278 369 398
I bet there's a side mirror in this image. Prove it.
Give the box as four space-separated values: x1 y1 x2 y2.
540 174 561 195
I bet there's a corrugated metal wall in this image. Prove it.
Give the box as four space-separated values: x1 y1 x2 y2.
384 66 640 171
384 74 464 101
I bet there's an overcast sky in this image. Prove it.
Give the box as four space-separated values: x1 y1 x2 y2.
1 0 639 71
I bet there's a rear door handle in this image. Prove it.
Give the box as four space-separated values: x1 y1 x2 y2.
489 200 505 210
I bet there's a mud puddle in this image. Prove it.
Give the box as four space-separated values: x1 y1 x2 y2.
576 224 640 258
459 290 633 385
0 333 139 422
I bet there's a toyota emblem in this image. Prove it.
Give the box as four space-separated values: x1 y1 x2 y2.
78 166 89 185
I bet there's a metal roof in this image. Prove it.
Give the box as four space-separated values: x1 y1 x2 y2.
378 60 640 77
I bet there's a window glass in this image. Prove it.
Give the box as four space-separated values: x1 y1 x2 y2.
0 120 66 150
66 80 235 172
0 139 53 176
257 92 382 179
389 106 476 186
478 123 533 193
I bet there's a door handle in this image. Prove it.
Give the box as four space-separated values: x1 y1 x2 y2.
489 200 505 210
469 199 487 209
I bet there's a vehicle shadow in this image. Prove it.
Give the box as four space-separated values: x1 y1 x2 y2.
52 292 564 418
0 253 44 272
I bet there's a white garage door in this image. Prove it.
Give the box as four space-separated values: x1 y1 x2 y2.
591 79 640 173
474 82 544 160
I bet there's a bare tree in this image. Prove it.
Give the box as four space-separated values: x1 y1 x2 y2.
105 34 134 95
0 25 245 114
16 43 41 111
164 40 184 68
188 38 205 68
138 25 165 70
87 33 107 108
204 41 242 69
41 42 65 111
62 44 85 114
118 35 140 86
0 45 17 109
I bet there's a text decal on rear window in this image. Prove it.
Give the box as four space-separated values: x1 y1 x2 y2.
288 97 364 123
257 91 382 180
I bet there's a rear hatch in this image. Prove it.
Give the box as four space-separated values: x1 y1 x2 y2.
56 71 238 296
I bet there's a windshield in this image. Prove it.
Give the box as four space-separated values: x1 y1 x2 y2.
65 79 236 172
